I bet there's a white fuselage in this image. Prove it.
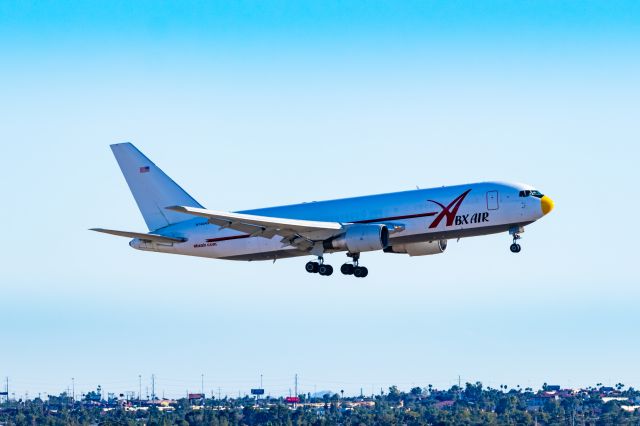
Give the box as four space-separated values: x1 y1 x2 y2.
131 181 549 261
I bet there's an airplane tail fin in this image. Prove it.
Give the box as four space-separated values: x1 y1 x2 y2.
110 142 204 231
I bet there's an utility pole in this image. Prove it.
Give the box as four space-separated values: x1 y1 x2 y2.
4 377 8 404
201 374 204 396
151 374 156 401
294 374 298 397
138 375 142 403
72 378 75 402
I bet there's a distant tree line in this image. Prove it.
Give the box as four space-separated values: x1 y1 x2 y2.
1 383 640 425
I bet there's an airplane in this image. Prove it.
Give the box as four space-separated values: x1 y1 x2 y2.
92 143 554 278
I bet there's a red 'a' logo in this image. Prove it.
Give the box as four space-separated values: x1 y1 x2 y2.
428 189 472 229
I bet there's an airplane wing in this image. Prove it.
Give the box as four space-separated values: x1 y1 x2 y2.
90 228 187 244
166 205 344 250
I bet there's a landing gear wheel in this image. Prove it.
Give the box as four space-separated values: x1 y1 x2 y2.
319 264 334 276
346 253 368 278
305 261 319 273
341 264 355 275
509 230 523 254
353 266 368 278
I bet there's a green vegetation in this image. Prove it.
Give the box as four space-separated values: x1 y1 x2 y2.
1 383 640 425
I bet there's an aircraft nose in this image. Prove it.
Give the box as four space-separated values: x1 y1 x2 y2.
541 195 555 215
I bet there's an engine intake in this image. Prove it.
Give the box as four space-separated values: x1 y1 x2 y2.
384 240 447 256
325 224 389 253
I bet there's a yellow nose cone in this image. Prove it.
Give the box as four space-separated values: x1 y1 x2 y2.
541 196 555 215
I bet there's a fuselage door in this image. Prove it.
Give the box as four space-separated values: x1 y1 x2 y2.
487 191 499 210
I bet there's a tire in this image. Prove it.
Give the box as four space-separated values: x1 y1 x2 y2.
510 244 519 253
341 264 355 275
360 267 368 278
322 265 333 276
305 261 319 273
354 267 364 278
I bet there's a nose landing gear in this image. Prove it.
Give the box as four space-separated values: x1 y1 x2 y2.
509 226 523 253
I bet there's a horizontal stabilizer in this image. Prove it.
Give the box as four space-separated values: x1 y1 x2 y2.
90 228 187 243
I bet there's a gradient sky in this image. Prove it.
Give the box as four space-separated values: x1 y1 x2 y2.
1 0 639 400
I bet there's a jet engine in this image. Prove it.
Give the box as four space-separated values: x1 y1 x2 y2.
325 224 389 253
384 240 447 256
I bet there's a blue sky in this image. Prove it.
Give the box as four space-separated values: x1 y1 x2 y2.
1 0 639 399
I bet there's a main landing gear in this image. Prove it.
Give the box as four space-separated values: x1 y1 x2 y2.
340 253 368 278
305 258 334 276
305 253 369 278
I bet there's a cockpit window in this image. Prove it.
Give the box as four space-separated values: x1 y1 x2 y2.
519 190 544 198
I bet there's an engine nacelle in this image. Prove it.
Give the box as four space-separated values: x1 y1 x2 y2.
326 224 389 253
384 240 447 256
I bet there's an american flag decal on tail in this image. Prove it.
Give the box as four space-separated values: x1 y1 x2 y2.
139 166 150 173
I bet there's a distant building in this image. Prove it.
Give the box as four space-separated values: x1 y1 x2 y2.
527 393 559 411
435 400 454 409
602 397 628 403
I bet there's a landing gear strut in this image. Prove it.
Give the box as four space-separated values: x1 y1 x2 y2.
508 226 524 253
341 253 368 278
305 257 333 276
509 233 522 253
